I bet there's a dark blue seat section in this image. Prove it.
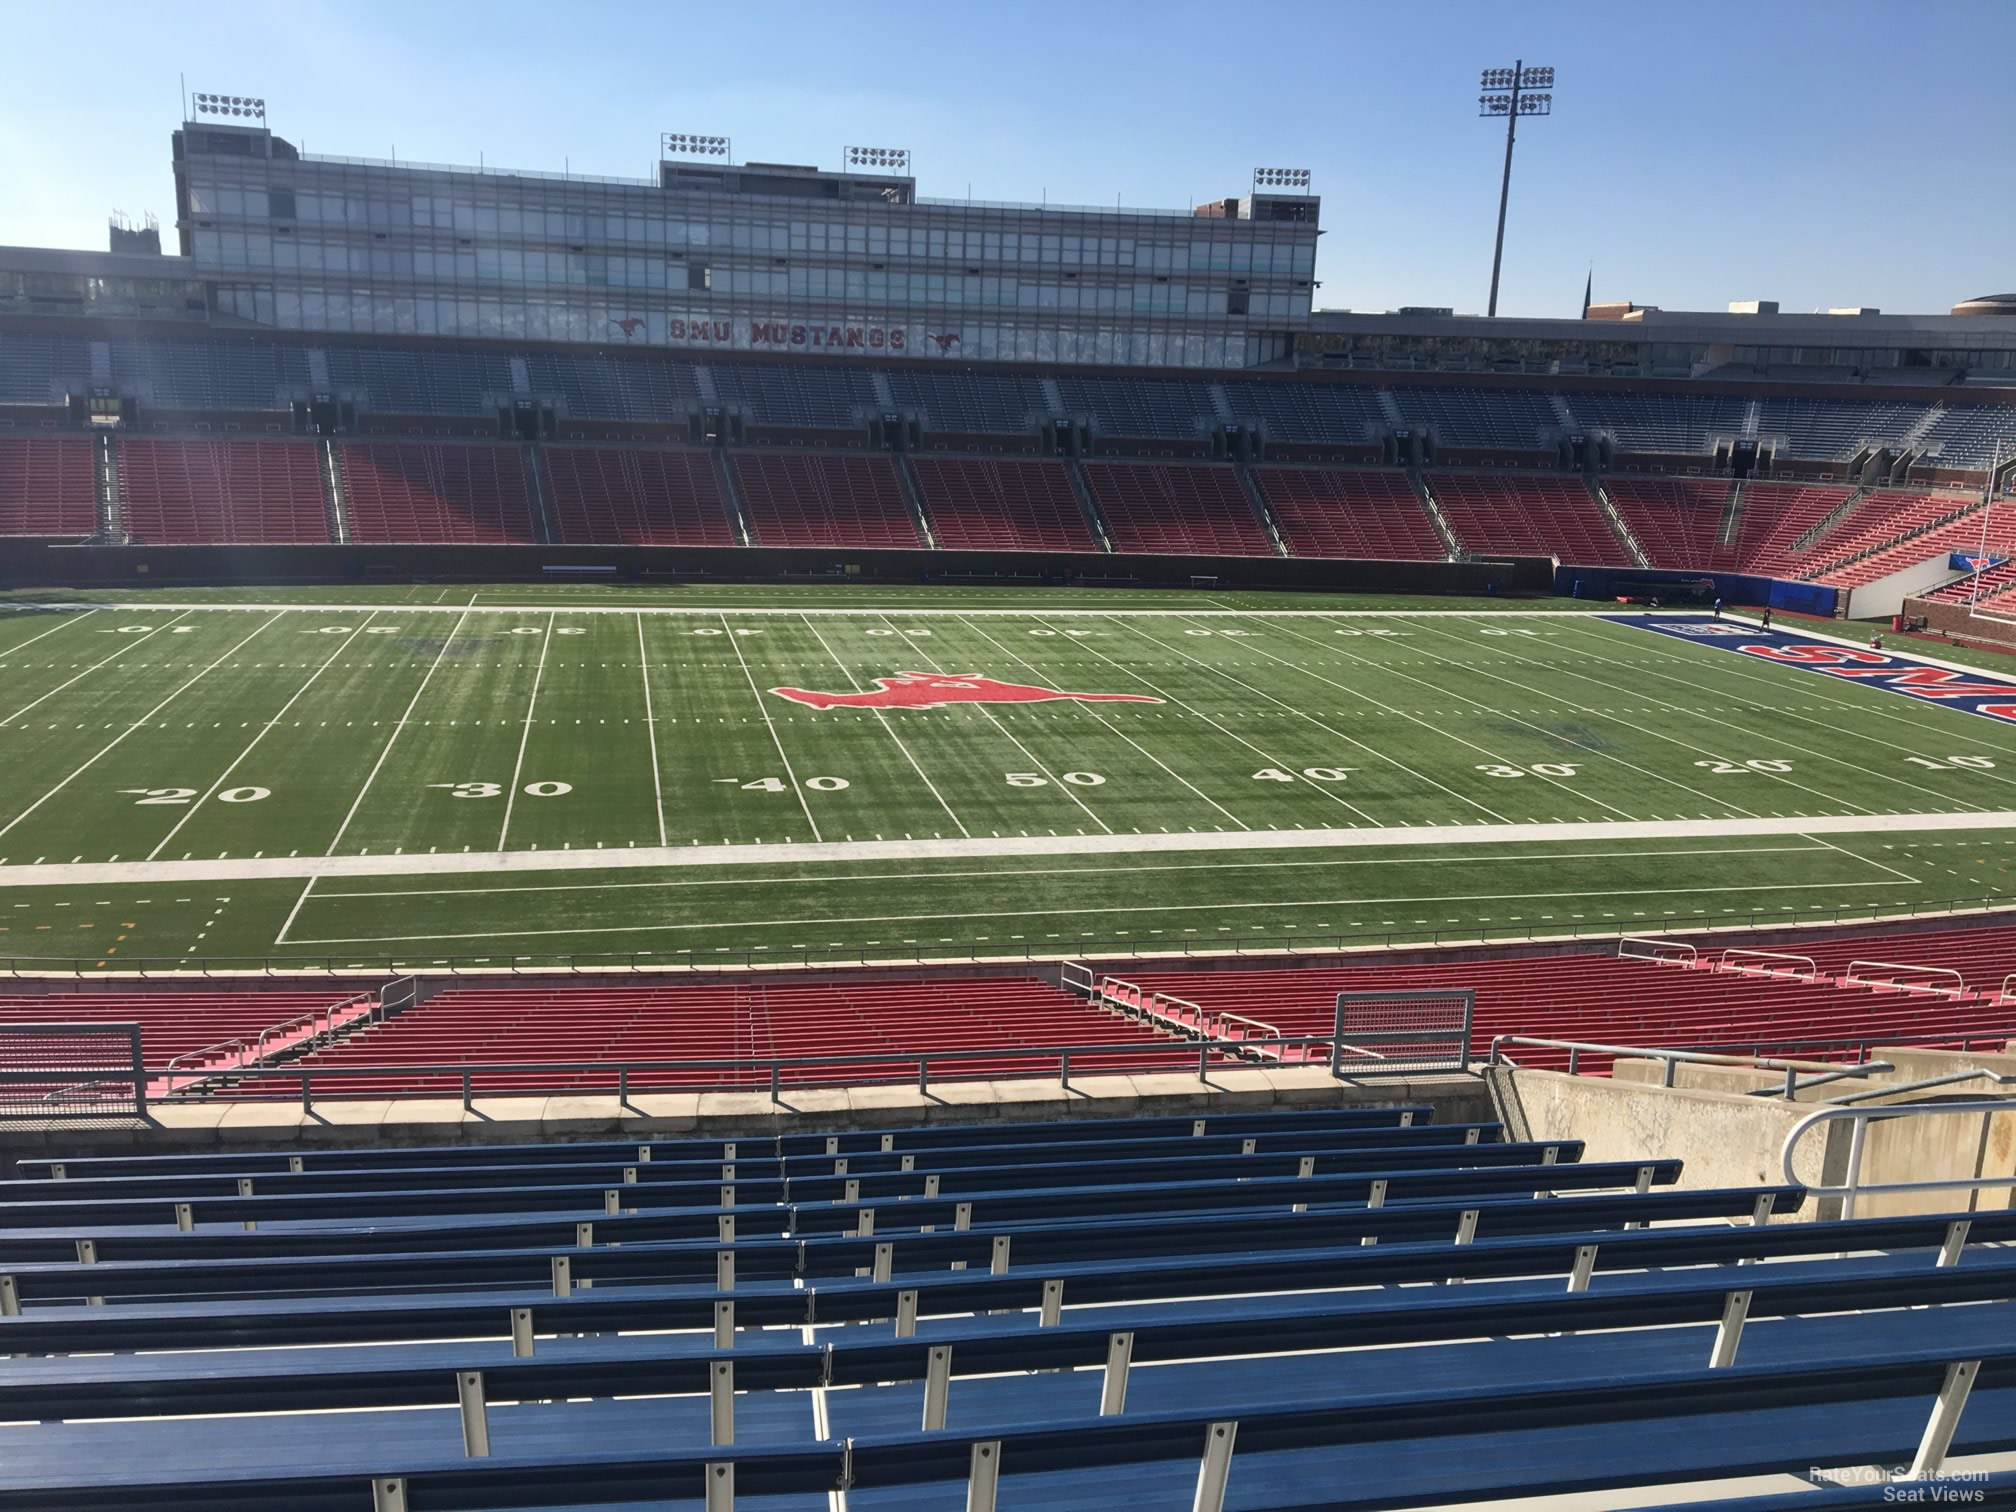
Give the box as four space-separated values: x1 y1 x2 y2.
12 1105 1428 1180
884 368 1051 433
710 364 878 428
4 1324 2010 1509
5 1246 2010 1423
0 1184 1808 1319
0 1185 1824 1345
0 1119 1505 1203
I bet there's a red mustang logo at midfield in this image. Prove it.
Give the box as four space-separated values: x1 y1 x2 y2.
770 671 1162 711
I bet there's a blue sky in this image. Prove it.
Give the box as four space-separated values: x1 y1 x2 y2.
5 0 2012 318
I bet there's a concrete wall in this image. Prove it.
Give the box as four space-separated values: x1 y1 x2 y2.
1844 552 1969 620
1490 1064 1850 1218
1594 1049 2016 1217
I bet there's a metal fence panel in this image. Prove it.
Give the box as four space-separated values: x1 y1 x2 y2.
1332 991 1473 1077
0 1023 147 1118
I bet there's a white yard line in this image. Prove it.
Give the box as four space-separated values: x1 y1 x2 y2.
1264 615 1752 819
0 609 195 728
273 874 317 947
1185 611 1648 822
1800 831 1924 885
496 612 557 850
323 608 473 856
289 876 1919 949
0 611 281 842
955 614 1250 830
5 809 2004 890
0 607 96 659
801 614 968 838
147 609 383 861
872 611 1112 835
1045 614 1380 826
723 611 821 842
636 612 669 848
1560 613 2016 783
1403 616 1903 818
1116 615 1514 825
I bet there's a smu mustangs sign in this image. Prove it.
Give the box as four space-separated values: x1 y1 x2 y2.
1611 616 2016 726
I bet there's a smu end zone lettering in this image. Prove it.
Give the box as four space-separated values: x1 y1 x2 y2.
1610 615 2016 727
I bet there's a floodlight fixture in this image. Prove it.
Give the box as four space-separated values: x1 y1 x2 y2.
845 145 911 173
1474 60 1558 316
191 92 265 122
661 133 730 159
1252 166 1311 191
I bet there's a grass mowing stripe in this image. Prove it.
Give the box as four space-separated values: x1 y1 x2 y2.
722 610 822 842
635 611 668 848
1115 614 1512 825
145 609 382 862
1043 613 1379 828
1278 615 1753 820
800 612 970 837
0 609 194 728
0 611 280 843
287 876 1916 948
322 607 472 856
1546 614 2016 791
871 609 1113 836
1401 614 1901 816
0 607 95 659
495 611 556 850
956 614 1252 831
311 842 1843 901
1184 609 1649 822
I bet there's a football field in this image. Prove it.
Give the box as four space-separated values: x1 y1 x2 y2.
3 584 2016 972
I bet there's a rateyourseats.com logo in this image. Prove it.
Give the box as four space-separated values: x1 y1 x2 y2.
1809 1466 1989 1502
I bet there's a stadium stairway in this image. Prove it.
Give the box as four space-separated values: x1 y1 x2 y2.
1 1108 2011 1510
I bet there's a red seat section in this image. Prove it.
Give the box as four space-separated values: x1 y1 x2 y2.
733 452 922 549
1926 558 2016 605
0 991 364 1070
0 437 96 536
910 457 1098 552
118 439 330 545
543 446 738 547
336 443 538 544
1800 492 1994 587
1605 478 1734 571
245 977 1195 1097
1081 463 1274 556
1255 468 1445 560
1427 473 1633 566
1728 483 1859 578
1121 936 2015 1075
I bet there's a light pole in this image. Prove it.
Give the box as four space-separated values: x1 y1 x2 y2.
1478 62 1555 318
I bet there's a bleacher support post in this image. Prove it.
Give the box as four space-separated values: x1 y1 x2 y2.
1194 1421 1239 1512
370 1477 407 1512
238 1178 256 1232
715 1301 734 1348
509 1307 534 1357
896 1290 919 1337
873 1242 893 1284
704 1461 733 1512
457 1371 490 1457
174 1202 193 1232
922 1345 952 1430
967 1441 1002 1512
1100 1332 1134 1415
1709 1290 1753 1368
0 1276 17 1316
550 1256 572 1298
576 1222 594 1248
1907 1360 1981 1480
1568 1244 1598 1293
1939 1220 1972 1267
990 1235 1011 1274
1040 1278 1064 1326
710 1360 734 1445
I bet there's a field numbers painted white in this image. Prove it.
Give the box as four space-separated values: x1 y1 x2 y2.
1477 763 1582 779
1252 766 1358 783
731 775 848 793
1007 771 1106 787
120 787 197 805
427 781 571 799
1694 758 1797 775
1905 755 1998 770
1331 628 1403 637
1027 628 1093 637
216 786 270 803
1479 627 1545 637
864 627 932 637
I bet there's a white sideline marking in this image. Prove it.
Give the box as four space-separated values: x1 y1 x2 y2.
0 809 1999 890
4 602 1602 619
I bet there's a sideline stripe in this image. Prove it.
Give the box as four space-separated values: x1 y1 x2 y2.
0 809 2004 889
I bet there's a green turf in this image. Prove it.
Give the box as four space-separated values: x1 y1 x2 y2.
3 587 2014 971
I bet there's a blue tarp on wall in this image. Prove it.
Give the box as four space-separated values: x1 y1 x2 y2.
1555 565 1840 618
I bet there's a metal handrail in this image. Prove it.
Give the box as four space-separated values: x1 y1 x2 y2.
1488 1034 1895 1098
1844 959 1968 997
1825 1068 2016 1107
158 988 382 1093
162 1031 1362 1112
1780 1098 2016 1218
1718 948 1820 981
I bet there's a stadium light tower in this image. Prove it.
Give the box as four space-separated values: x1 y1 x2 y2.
1477 61 1555 318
